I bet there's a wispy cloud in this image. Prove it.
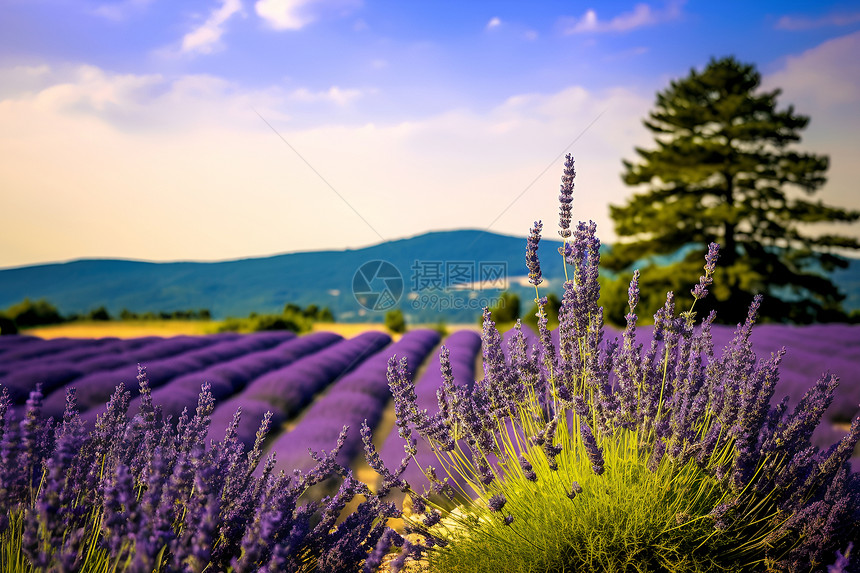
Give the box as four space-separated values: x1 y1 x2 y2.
92 0 155 21
0 62 655 265
486 17 502 31
764 30 860 107
289 86 364 106
775 11 860 30
561 1 683 34
255 0 361 31
181 0 243 55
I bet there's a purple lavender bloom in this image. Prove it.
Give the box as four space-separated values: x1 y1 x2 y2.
519 455 537 482
0 334 406 573
388 538 414 573
363 529 402 573
487 493 507 512
628 270 641 315
691 242 720 301
526 220 543 287
424 509 442 527
827 542 853 573
558 154 575 239
580 421 604 475
572 395 589 417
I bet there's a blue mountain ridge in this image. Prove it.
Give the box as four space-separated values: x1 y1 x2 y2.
0 230 857 324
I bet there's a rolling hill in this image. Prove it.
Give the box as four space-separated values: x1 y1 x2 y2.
0 230 857 324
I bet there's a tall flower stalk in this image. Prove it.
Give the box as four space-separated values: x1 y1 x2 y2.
388 157 860 573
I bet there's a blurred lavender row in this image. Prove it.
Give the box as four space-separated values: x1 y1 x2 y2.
0 336 163 393
37 331 291 419
264 329 440 475
6 333 242 408
79 331 338 427
0 334 40 352
380 329 482 489
0 336 114 364
206 330 392 449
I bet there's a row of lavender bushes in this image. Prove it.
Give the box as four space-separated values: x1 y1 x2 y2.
0 331 438 573
0 328 443 571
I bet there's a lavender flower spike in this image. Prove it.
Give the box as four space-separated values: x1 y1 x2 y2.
580 421 605 475
558 154 575 239
526 220 543 287
488 493 507 512
691 242 720 301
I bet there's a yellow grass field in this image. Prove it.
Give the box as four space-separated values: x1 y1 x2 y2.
21 320 221 339
21 321 481 340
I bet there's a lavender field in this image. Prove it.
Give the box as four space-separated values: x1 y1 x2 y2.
1 322 858 486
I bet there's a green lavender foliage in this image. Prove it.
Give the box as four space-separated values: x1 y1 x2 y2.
387 155 860 573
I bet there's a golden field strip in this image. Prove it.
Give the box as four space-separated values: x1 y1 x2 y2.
21 321 481 340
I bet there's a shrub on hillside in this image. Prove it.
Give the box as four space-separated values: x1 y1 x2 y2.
385 309 407 333
482 291 520 325
2 298 64 327
0 315 17 335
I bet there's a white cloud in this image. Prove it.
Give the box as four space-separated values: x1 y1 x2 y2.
775 11 860 30
561 1 683 34
2 53 857 269
255 0 313 30
0 63 656 267
762 30 860 238
0 64 53 99
765 31 860 107
92 0 155 21
486 17 502 30
255 0 361 31
289 86 364 106
181 0 243 55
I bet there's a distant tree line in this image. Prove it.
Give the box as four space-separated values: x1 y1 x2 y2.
118 309 212 321
0 298 338 335
216 303 336 335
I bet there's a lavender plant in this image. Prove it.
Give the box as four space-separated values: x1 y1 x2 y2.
0 364 401 572
387 154 860 572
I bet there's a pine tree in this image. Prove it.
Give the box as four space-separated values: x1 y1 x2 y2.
603 56 860 324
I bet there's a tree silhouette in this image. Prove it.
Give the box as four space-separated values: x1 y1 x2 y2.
604 56 859 324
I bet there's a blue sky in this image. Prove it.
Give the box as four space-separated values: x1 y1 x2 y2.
1 0 859 268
